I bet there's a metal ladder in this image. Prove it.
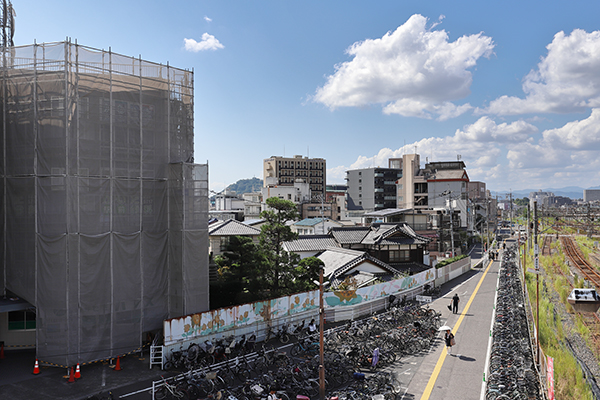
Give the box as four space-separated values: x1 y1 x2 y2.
149 334 164 369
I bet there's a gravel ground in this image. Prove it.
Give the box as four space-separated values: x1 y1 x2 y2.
542 245 600 382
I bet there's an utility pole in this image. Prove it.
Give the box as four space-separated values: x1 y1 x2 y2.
449 197 455 257
318 267 325 400
534 201 540 366
486 195 489 253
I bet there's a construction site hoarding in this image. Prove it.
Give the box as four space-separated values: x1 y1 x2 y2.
0 41 209 366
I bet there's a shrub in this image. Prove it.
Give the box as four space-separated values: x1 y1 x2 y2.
435 254 467 268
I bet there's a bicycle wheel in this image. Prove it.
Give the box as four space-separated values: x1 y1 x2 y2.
254 356 268 374
154 387 168 400
279 392 291 400
187 344 200 362
290 343 301 357
193 379 211 397
280 333 290 344
175 383 190 400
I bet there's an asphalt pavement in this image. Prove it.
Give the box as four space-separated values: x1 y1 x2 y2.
394 241 505 400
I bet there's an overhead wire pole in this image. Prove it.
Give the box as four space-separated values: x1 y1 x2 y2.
534 200 540 366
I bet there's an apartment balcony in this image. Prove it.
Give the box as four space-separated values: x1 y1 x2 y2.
374 173 384 178
374 188 384 193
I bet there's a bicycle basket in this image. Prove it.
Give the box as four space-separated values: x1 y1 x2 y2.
205 371 218 380
251 384 264 395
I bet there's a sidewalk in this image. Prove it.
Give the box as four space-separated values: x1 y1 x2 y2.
398 242 504 400
0 346 168 400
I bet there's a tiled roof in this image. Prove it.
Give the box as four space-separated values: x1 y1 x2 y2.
283 235 340 252
208 219 261 236
361 223 431 245
317 247 398 279
330 227 370 244
389 262 431 274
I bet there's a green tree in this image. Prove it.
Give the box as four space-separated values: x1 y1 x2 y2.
259 197 300 298
514 197 529 207
288 256 324 293
211 235 266 307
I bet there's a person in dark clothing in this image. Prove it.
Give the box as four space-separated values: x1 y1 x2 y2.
452 293 460 314
388 294 396 310
444 330 455 355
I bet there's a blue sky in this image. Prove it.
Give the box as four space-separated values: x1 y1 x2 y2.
18 1 600 193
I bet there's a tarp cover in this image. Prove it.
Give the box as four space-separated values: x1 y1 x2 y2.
0 42 208 365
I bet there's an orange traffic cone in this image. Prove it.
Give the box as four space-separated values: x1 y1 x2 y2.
68 366 75 383
32 359 41 375
114 356 122 371
74 363 81 379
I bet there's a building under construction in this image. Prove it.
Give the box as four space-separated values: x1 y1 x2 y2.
0 41 209 366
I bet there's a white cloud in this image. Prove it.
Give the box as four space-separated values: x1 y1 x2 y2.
313 14 494 120
542 108 600 150
454 116 538 143
204 16 212 22
184 33 224 52
326 117 565 189
483 29 600 115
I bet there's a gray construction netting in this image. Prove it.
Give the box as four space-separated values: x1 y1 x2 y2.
0 42 209 365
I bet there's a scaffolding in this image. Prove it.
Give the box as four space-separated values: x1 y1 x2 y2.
0 41 209 365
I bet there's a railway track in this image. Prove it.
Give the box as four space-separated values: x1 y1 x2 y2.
552 250 600 355
541 234 552 256
560 236 600 290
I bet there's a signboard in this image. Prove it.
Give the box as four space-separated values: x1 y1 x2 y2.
527 268 539 275
416 295 432 303
534 244 539 256
547 356 554 400
534 257 539 270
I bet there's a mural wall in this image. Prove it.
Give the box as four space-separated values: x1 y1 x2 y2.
164 267 435 345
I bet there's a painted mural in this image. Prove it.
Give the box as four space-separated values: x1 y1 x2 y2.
324 268 435 307
165 268 435 344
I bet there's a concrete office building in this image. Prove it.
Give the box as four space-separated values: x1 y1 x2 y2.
263 155 326 199
346 167 401 211
584 189 600 202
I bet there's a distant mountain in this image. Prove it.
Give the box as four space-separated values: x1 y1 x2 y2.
493 186 585 200
226 178 263 194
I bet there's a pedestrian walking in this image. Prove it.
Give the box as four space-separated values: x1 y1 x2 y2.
452 293 460 314
444 330 455 355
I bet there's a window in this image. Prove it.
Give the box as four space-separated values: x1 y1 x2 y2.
288 194 292 200
389 250 410 262
219 236 230 252
359 187 362 191
8 310 36 330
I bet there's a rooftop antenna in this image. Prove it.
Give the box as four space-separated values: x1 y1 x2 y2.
1 0 15 47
